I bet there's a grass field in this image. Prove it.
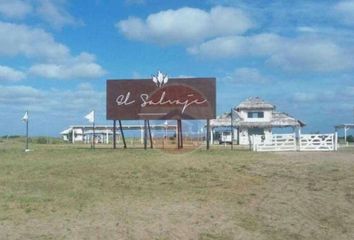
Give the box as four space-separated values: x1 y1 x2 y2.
0 139 354 240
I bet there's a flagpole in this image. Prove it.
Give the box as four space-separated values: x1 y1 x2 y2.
93 110 95 149
84 110 95 149
26 117 29 151
93 121 95 149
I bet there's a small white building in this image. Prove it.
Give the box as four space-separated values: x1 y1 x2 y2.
210 97 305 145
60 123 177 144
60 125 115 144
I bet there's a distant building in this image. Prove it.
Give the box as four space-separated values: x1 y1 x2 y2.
210 97 305 145
60 124 177 144
334 124 354 144
60 125 115 144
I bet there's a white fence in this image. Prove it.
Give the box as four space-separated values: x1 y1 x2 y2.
299 133 337 151
251 134 297 152
251 133 337 152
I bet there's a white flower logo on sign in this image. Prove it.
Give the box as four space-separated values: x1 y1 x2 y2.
152 71 168 88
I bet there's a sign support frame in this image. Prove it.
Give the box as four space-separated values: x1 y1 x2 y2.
147 120 153 149
206 119 210 150
113 120 116 149
119 120 127 149
144 120 148 150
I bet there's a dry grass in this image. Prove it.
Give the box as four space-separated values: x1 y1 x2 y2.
0 139 354 239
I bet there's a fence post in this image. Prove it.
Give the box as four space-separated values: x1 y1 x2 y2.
298 133 302 151
334 132 338 151
252 135 256 151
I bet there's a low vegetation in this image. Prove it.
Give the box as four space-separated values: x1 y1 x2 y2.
0 139 354 239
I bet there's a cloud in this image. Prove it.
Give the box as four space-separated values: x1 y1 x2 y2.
0 85 44 106
0 0 80 29
292 88 351 105
29 53 106 79
0 65 26 82
0 83 107 135
29 62 106 80
125 0 145 5
187 33 283 58
36 0 83 29
49 83 105 113
187 36 248 58
334 0 354 26
0 21 70 61
189 33 354 72
117 6 253 44
296 26 318 33
267 37 353 72
228 67 268 84
344 86 354 96
0 0 32 19
0 22 106 80
0 82 158 136
292 92 318 103
0 83 104 114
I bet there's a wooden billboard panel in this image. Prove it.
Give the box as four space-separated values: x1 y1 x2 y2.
107 78 216 120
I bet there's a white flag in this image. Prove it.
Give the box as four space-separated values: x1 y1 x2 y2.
85 110 95 123
22 111 28 122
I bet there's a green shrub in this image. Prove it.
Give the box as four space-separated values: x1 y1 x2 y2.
36 137 48 144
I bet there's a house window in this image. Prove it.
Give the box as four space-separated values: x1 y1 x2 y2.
248 112 264 118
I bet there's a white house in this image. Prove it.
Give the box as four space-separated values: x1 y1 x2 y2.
210 97 305 145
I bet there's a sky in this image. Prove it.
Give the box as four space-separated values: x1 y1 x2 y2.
0 0 354 136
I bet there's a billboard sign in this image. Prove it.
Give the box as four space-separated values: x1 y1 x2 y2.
107 72 216 120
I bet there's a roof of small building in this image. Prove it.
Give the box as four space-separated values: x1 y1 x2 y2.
236 97 275 110
334 123 354 129
210 111 305 128
271 111 305 127
210 96 305 128
60 128 71 135
60 124 177 135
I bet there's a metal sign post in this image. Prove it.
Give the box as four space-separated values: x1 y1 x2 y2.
206 119 210 150
147 120 153 149
119 120 127 149
177 119 183 149
144 120 148 150
113 120 117 149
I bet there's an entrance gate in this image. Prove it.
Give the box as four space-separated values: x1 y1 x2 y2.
251 133 338 152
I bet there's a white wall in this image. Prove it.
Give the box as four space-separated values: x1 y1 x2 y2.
239 127 272 145
238 109 272 122
264 128 272 137
239 128 249 145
